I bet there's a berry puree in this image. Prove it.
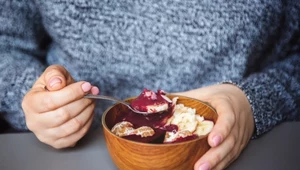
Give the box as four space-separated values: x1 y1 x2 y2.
111 89 214 144
113 89 175 143
130 89 171 113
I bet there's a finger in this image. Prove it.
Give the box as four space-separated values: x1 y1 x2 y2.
211 151 240 170
52 112 94 149
47 101 95 139
207 98 235 147
28 81 92 112
44 64 74 90
33 98 94 128
212 119 250 170
213 124 252 170
212 121 242 170
238 116 252 154
194 135 236 170
212 141 242 170
33 65 74 91
90 86 100 95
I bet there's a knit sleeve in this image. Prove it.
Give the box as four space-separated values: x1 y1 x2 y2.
223 0 300 139
233 0 300 138
0 1 50 131
235 54 300 138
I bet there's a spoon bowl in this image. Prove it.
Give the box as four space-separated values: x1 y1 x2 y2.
84 94 151 115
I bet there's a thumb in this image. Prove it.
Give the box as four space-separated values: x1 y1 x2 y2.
44 65 74 91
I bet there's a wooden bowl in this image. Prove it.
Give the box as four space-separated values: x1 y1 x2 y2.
102 95 218 170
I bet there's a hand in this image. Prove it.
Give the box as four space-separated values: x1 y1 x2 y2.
175 84 254 170
22 65 99 149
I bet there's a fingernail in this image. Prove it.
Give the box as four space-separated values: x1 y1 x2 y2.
81 82 92 92
212 135 222 147
199 163 210 170
91 86 100 95
49 77 62 88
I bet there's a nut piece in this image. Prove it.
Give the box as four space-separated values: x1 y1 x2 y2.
111 121 155 138
111 121 135 137
135 126 155 137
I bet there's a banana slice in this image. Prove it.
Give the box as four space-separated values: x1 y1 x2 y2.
194 120 214 136
169 103 198 132
163 102 214 143
164 130 193 143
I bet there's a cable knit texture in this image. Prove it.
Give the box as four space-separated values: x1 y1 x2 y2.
0 0 299 138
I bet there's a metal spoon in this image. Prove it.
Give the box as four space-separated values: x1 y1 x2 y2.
84 94 150 115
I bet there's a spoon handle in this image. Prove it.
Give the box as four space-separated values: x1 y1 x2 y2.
84 94 130 106
84 94 150 115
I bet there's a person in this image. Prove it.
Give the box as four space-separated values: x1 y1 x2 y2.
1 0 299 170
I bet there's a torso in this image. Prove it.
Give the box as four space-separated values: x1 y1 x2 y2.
36 0 283 98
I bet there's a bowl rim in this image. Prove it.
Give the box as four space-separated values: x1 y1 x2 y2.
101 94 217 146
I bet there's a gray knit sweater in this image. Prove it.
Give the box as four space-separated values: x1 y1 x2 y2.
0 0 299 138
